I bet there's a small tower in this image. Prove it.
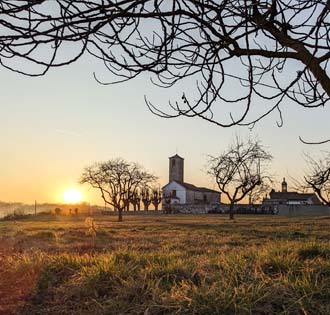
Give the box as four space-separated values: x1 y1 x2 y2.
282 177 287 193
169 154 184 183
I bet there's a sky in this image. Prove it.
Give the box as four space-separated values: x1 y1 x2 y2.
1 51 330 205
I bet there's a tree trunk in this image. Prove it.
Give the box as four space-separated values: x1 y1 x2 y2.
155 203 158 211
229 202 235 220
118 209 123 222
144 203 149 211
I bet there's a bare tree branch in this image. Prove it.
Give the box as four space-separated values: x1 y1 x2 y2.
1 1 330 129
299 136 330 145
301 153 330 206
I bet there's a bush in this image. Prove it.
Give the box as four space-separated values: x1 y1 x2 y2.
2 209 30 221
54 208 62 215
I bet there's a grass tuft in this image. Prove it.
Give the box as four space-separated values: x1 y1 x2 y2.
298 243 330 260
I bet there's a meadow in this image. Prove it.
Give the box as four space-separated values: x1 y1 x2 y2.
0 214 329 315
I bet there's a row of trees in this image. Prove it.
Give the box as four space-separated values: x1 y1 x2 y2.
80 139 330 221
121 188 162 212
80 159 161 222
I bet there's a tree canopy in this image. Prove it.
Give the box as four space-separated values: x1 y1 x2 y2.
1 1 330 130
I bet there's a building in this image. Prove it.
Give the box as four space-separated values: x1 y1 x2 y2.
162 154 221 207
263 178 322 206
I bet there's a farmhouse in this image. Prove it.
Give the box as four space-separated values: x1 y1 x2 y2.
263 178 322 206
162 154 220 207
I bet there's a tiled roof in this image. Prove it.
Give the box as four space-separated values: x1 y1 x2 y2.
169 154 184 159
179 181 220 193
162 181 220 194
270 191 315 200
268 191 322 204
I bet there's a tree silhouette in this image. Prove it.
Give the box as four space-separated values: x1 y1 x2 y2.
1 1 330 129
303 154 330 206
151 188 162 211
207 137 273 219
141 188 152 211
80 158 156 221
130 190 141 211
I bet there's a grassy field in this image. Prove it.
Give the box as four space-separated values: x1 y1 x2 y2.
0 214 329 315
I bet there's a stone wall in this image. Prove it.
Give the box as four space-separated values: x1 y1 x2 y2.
102 205 330 216
163 203 222 214
277 205 330 216
211 204 330 216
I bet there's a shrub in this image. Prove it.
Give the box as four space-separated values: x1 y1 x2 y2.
54 208 62 215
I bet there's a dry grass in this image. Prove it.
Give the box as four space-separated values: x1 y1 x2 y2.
0 214 329 315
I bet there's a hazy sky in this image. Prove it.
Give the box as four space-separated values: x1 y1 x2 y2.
1 52 329 205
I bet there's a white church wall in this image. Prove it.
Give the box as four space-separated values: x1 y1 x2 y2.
162 181 186 204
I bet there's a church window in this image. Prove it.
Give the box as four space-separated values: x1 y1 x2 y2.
172 190 176 197
172 159 176 166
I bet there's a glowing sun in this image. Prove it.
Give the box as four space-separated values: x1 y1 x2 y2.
63 188 82 204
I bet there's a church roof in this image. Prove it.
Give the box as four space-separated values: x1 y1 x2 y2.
169 154 184 159
180 182 219 193
163 181 220 194
269 191 322 204
270 191 312 200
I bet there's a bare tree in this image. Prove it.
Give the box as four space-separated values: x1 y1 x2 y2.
207 138 273 219
80 158 157 222
130 190 141 211
303 153 330 206
141 188 152 211
1 1 330 132
151 188 162 211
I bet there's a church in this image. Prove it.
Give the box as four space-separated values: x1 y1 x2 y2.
162 154 221 207
263 178 322 206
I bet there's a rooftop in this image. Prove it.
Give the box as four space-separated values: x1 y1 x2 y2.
169 154 184 160
268 191 322 204
163 180 220 194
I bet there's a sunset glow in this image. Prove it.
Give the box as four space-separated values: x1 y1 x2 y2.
63 189 82 204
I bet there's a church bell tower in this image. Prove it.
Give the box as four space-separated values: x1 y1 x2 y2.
169 154 184 183
282 177 287 192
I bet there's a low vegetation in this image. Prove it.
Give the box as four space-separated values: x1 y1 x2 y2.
0 214 329 315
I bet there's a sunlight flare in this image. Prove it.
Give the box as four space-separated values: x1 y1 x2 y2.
63 188 82 204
